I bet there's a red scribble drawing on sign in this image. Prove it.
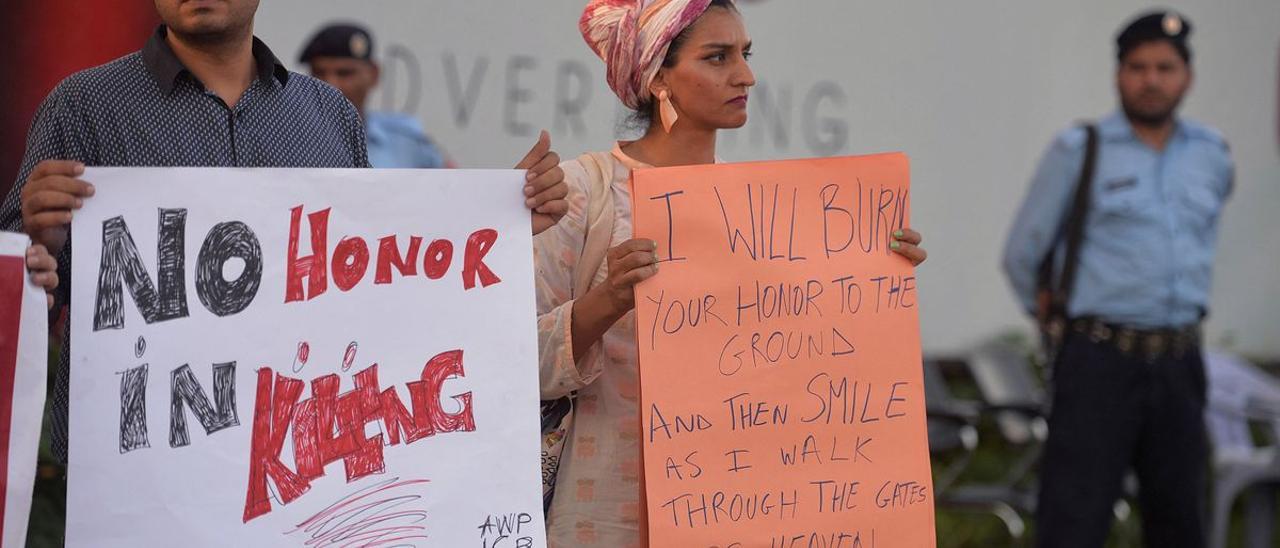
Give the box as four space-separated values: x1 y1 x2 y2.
285 477 431 547
243 350 476 522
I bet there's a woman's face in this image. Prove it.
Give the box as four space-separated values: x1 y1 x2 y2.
655 7 755 131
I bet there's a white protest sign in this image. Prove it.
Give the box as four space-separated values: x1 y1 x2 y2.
0 231 48 548
69 168 545 547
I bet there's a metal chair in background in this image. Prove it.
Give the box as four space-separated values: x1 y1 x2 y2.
1205 351 1280 548
923 357 980 493
924 356 1033 542
943 342 1047 541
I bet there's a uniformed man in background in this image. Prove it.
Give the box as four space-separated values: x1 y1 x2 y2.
1002 10 1233 548
300 23 453 168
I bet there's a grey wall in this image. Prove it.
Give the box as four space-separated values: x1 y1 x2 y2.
256 0 1280 357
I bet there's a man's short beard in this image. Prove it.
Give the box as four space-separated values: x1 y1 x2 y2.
169 22 248 47
1121 96 1183 128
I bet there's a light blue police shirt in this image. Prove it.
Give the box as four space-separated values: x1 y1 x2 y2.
1002 111 1234 328
365 112 448 169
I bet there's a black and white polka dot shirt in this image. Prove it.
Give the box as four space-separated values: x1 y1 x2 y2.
0 25 371 464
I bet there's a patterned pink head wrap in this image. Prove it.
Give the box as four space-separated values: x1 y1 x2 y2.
579 0 724 110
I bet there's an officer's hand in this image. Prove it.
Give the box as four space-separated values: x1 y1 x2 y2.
20 160 94 254
891 228 927 266
26 244 58 310
515 130 568 236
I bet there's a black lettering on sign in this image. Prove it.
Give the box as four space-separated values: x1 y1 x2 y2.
831 275 863 315
875 480 929 509
781 435 874 466
713 184 805 262
724 392 790 431
169 362 241 448
94 209 190 331
832 326 855 357
735 280 824 326
119 363 150 453
886 382 910 419
195 221 263 316
778 434 822 466
821 180 910 257
802 374 908 426
810 479 860 513
725 448 752 473
646 290 728 349
478 511 535 548
650 191 687 263
649 403 714 442
664 451 703 480
154 209 188 320
771 529 876 548
660 488 799 529
716 186 758 260
96 211 264 327
867 275 917 312
718 333 745 377
820 184 854 258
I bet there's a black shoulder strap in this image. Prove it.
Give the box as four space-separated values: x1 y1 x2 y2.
1038 124 1099 317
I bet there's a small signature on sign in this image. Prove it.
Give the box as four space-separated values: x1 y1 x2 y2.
477 511 536 548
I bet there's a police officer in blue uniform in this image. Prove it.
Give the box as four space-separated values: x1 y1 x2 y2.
300 23 451 168
1003 10 1233 548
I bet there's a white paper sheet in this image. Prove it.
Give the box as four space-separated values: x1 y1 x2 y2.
69 168 545 547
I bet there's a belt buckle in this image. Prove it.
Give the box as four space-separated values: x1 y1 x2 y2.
1090 321 1113 343
1116 330 1136 355
1143 333 1167 363
1172 326 1200 359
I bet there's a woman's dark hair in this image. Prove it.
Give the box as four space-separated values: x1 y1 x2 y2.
623 0 737 131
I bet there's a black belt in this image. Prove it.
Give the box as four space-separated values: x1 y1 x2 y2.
1070 317 1201 363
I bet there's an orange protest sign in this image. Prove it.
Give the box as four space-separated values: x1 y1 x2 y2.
631 153 934 547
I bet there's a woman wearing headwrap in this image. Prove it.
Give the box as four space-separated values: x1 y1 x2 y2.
535 1 927 545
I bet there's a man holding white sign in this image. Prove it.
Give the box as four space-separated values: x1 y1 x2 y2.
0 0 568 473
66 167 547 545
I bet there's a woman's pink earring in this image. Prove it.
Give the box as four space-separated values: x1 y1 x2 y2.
658 90 678 132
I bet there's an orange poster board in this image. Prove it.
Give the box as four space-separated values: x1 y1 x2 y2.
631 153 934 547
